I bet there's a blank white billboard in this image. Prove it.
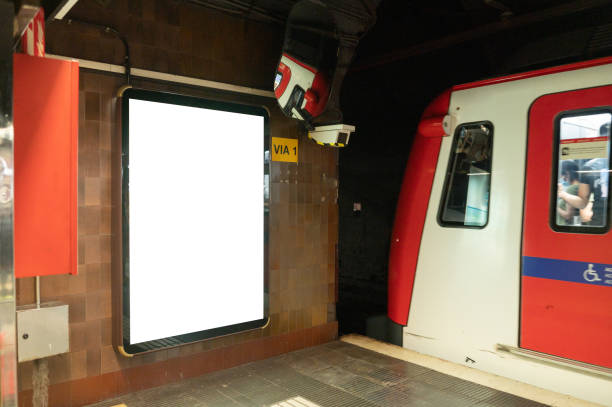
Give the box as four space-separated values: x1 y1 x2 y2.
127 96 265 345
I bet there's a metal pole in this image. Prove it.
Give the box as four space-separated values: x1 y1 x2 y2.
36 276 40 309
0 1 18 406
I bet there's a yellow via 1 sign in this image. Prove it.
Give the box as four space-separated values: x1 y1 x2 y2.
271 137 298 163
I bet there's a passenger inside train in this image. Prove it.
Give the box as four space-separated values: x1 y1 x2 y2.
556 115 610 228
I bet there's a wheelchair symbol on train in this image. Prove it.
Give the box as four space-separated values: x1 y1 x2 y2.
583 264 602 282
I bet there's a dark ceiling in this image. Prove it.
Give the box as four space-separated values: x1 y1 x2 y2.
17 0 609 85
183 0 612 75
33 0 612 79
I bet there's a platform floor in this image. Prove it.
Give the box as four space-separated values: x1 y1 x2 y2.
87 341 549 407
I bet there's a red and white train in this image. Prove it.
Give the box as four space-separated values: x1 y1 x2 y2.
389 57 612 406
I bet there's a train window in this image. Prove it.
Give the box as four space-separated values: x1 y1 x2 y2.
439 122 493 228
552 111 611 233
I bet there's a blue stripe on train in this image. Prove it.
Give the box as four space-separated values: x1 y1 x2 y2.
522 256 612 287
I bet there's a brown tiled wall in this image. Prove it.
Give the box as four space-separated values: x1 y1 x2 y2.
45 0 282 90
15 1 339 406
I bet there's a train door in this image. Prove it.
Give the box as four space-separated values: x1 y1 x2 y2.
521 85 612 368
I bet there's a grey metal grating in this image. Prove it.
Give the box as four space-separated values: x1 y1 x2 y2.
449 380 501 401
363 387 430 407
287 356 331 374
417 368 471 388
336 376 386 395
322 341 351 351
311 350 353 365
364 366 416 386
307 366 356 387
337 358 378 375
421 390 478 407
476 392 550 407
270 396 322 407
301 389 377 407
87 341 551 407
383 361 432 378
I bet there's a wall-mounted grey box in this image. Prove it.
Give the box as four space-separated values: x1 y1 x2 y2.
17 302 69 362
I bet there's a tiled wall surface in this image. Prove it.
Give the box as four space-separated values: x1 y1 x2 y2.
15 0 339 405
45 0 281 90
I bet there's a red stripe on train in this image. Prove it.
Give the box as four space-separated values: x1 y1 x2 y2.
388 89 450 325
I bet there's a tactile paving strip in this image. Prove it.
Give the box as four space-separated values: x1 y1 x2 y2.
87 341 550 407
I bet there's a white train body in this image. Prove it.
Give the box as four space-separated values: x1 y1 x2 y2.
389 57 612 406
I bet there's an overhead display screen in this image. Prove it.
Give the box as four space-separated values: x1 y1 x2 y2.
121 89 268 353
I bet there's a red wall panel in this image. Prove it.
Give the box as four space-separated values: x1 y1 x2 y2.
13 54 78 278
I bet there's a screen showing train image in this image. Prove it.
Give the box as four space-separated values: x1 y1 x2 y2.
123 90 267 351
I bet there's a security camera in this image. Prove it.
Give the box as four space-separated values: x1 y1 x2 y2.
308 124 355 147
274 0 375 148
